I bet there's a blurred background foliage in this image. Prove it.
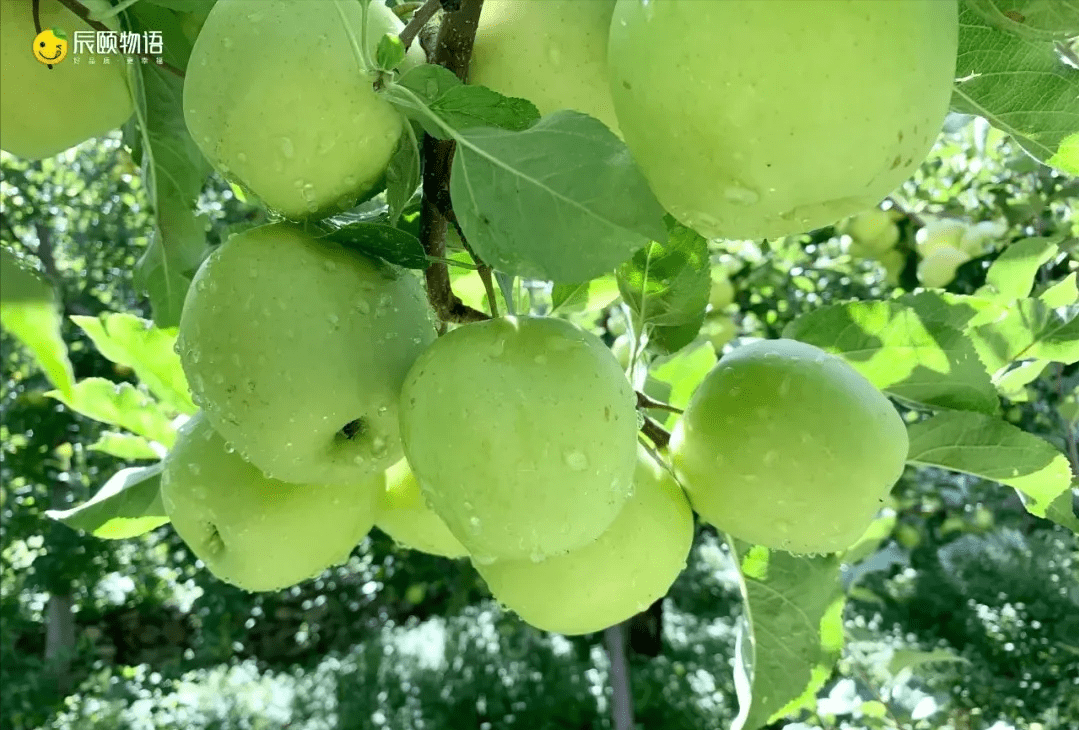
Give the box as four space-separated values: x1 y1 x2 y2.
1 115 1077 730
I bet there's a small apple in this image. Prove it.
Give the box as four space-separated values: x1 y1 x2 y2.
376 459 469 559
843 209 900 255
610 334 633 371
958 220 1007 257
475 446 693 635
671 338 908 554
0 0 133 159
161 412 383 592
917 245 970 288
709 268 735 310
183 0 424 219
470 0 619 133
177 223 437 486
607 0 958 240
879 249 907 286
701 314 737 352
915 219 967 257
399 316 638 563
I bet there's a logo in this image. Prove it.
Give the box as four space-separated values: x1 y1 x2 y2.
32 27 68 68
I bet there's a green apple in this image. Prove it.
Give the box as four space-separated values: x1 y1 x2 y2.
376 459 469 559
177 223 436 486
917 245 970 288
709 269 735 310
161 412 383 592
610 334 633 371
671 338 908 554
607 0 958 240
879 249 907 286
701 313 737 352
475 446 693 635
915 219 967 257
183 0 424 219
958 220 1007 257
399 316 638 563
470 0 619 133
843 209 900 255
0 0 133 159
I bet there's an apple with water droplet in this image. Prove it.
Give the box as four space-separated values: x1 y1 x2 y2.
607 0 958 240
177 223 436 486
671 339 908 554
162 412 382 591
399 316 638 562
475 446 692 635
183 0 424 219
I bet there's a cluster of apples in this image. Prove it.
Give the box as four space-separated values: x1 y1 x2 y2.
841 208 907 285
915 218 1007 288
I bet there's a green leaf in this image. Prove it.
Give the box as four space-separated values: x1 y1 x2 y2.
995 358 1050 399
951 1 1079 173
907 411 1074 518
971 298 1079 373
842 512 900 567
729 542 845 730
88 432 162 461
375 32 407 71
47 379 176 447
1039 272 1079 307
46 465 169 540
965 0 1079 41
649 341 716 427
450 111 666 281
887 647 969 678
549 275 621 314
1045 489 1079 534
649 312 706 356
316 222 427 270
126 49 212 327
980 237 1058 300
385 122 422 226
0 248 74 397
616 216 710 328
391 64 540 137
70 312 195 415
783 301 1000 414
900 290 1007 332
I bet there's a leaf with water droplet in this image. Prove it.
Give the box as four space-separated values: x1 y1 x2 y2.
315 222 427 269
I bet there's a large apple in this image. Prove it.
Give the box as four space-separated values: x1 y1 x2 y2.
183 0 424 219
376 459 469 559
475 446 693 635
671 339 908 554
470 0 619 133
161 412 383 592
177 223 436 486
0 0 133 159
399 316 638 563
607 0 958 240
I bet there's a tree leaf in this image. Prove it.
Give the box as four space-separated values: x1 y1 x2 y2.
783 301 1000 414
980 237 1059 300
550 275 621 314
951 1 1079 173
648 313 706 357
616 216 710 329
1045 489 1079 534
1039 272 1078 307
0 248 74 397
648 341 717 427
46 465 169 540
995 358 1050 400
47 379 176 447
70 312 195 415
375 32 406 72
907 411 1074 518
729 542 846 730
385 122 422 226
450 111 667 282
965 0 1079 41
88 432 162 461
971 297 1079 373
316 222 427 270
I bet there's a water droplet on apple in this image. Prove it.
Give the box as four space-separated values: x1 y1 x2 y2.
328 313 340 327
279 137 295 159
563 450 588 471
534 354 548 365
467 516 482 534
763 449 779 466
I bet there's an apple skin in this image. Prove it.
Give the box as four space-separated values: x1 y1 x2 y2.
177 223 436 486
0 0 133 159
917 245 970 288
399 316 638 563
607 0 958 240
470 0 619 134
671 339 908 554
183 0 424 219
376 459 469 559
701 314 737 352
161 412 383 592
475 446 693 635
844 209 900 255
709 269 735 310
916 219 968 257
958 220 1007 257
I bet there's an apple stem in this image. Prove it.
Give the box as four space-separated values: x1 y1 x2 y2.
398 0 441 53
636 391 683 414
417 0 491 325
640 415 671 450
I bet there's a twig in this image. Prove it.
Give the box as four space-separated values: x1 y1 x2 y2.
636 390 683 414
399 0 441 52
640 415 671 450
418 0 488 325
604 622 636 730
55 0 185 78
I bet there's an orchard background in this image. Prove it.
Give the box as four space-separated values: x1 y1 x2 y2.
1 1 1078 729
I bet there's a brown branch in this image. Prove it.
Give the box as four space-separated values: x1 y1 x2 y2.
419 0 488 325
640 415 671 450
55 0 185 78
636 390 683 414
399 0 441 53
